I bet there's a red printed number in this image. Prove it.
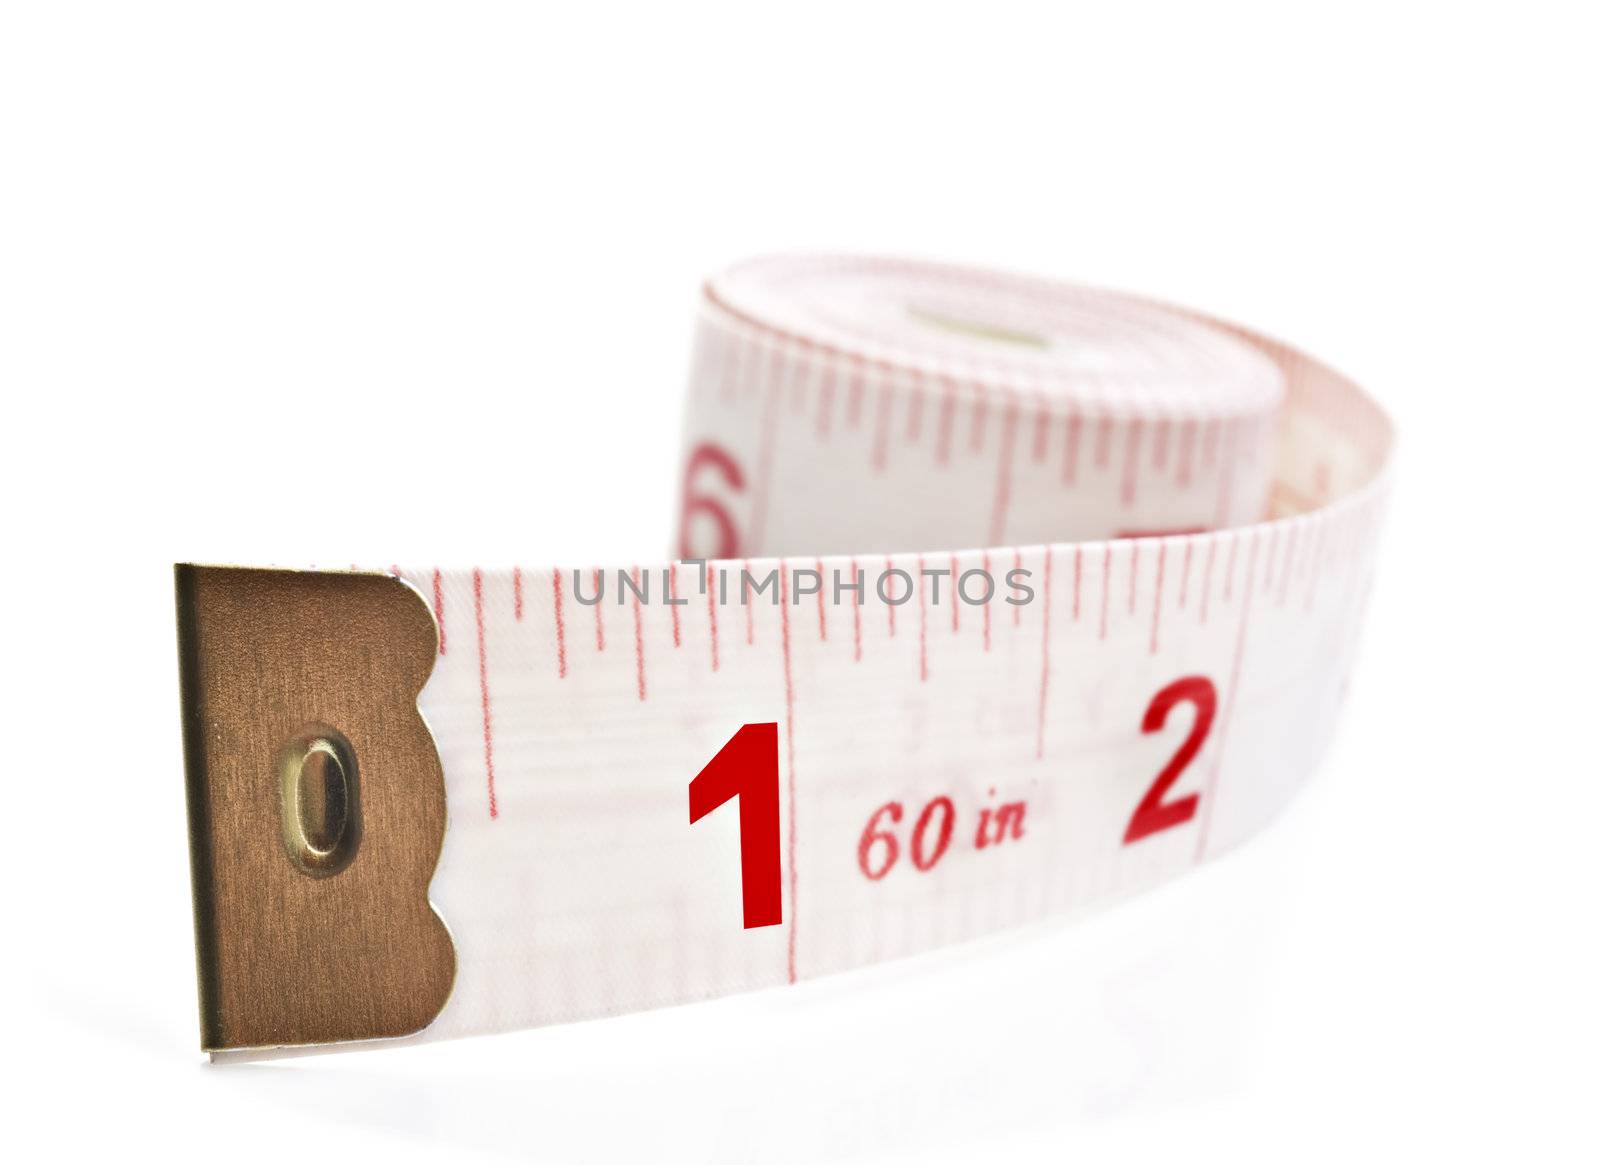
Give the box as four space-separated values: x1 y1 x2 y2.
857 795 956 879
857 802 901 880
678 442 745 559
689 723 782 928
1123 676 1217 845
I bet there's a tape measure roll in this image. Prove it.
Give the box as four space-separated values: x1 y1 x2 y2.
183 255 1393 1055
690 254 1287 555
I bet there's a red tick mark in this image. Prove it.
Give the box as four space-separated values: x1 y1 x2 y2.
472 568 497 819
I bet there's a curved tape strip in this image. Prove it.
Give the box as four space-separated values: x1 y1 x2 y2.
345 256 1392 1048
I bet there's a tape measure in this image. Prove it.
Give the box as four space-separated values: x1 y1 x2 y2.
175 254 1392 1056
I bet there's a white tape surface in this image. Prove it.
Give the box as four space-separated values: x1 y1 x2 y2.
408 256 1390 1044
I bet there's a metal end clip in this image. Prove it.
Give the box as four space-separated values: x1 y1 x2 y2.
174 565 456 1052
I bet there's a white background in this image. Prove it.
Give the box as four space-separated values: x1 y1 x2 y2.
4 2 1596 1160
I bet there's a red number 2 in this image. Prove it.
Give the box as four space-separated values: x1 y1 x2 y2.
1123 676 1217 845
689 723 782 928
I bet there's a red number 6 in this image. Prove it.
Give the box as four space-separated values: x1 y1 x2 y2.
678 442 745 559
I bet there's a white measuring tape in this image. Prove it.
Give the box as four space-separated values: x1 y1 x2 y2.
194 254 1393 1055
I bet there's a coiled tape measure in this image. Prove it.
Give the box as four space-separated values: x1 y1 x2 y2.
175 254 1392 1056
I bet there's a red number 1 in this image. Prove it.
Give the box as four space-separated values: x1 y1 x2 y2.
689 723 782 929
